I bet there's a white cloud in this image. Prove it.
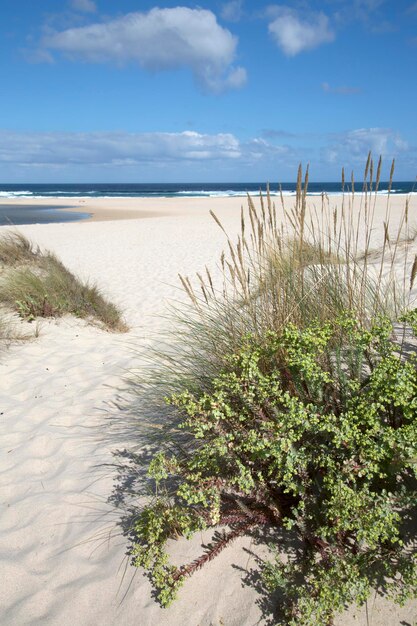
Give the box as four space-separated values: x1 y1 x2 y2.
0 130 293 173
268 7 335 56
2 127 413 181
41 7 247 92
243 137 290 161
70 0 97 13
324 128 409 164
221 1 244 22
0 130 243 167
223 66 247 89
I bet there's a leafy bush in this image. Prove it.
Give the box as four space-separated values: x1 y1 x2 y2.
131 313 417 624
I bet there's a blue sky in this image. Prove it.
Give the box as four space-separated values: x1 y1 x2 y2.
0 0 416 182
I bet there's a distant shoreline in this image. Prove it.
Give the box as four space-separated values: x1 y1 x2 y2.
0 192 415 226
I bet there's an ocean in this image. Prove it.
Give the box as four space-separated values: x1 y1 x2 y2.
0 181 415 226
1 181 416 199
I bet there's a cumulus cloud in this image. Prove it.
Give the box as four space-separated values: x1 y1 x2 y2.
243 137 290 162
0 130 244 167
321 82 361 95
324 128 409 164
70 0 96 13
40 7 247 92
0 129 294 176
268 6 335 56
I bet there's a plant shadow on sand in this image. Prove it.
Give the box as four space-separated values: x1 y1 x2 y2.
103 369 283 619
231 527 301 625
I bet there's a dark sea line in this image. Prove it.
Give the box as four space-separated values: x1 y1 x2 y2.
0 180 415 200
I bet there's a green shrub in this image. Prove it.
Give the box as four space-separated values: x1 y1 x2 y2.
131 313 417 624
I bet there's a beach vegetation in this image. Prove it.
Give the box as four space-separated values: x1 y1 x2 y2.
0 232 127 332
125 156 417 624
0 231 40 266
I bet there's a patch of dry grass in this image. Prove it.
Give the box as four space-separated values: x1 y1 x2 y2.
0 232 127 332
0 231 39 266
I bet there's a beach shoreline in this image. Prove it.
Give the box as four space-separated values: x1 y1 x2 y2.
0 191 415 225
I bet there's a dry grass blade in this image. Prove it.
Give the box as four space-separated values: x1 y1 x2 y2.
178 273 199 308
383 222 390 245
410 255 417 291
388 159 395 193
205 266 215 296
375 155 382 191
210 210 228 237
364 151 371 186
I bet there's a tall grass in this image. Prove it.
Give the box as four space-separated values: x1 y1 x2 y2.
0 232 127 332
149 157 416 397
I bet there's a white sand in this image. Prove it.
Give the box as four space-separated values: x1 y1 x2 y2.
0 195 416 625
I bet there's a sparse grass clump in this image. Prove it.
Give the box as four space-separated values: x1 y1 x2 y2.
0 231 39 266
125 157 417 624
0 232 127 332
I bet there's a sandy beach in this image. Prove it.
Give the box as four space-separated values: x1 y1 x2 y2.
1 194 417 626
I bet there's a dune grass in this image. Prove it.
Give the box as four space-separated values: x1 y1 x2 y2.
0 232 127 332
146 156 415 397
0 231 40 266
123 156 417 625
